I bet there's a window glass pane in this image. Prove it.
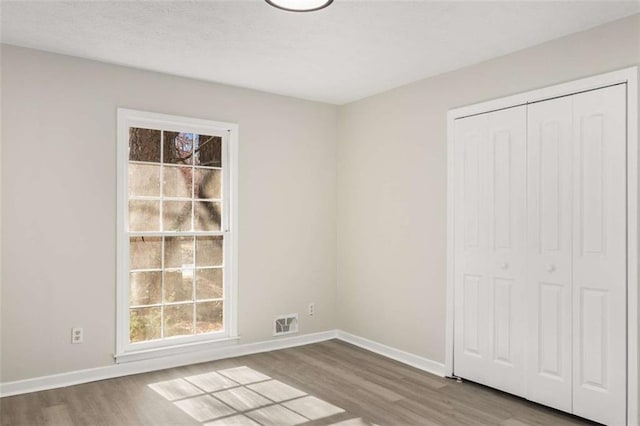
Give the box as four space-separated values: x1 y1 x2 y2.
195 168 221 200
123 114 231 349
164 236 194 269
164 131 194 165
129 236 162 270
194 134 222 167
129 200 160 232
130 307 161 342
163 165 193 198
164 304 194 337
163 201 192 231
128 163 160 197
195 201 221 231
129 271 162 306
196 268 223 300
196 301 223 334
164 270 193 303
129 128 161 163
196 236 223 267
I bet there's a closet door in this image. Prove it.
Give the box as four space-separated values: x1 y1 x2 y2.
572 84 627 426
526 97 573 412
453 106 527 397
453 113 491 386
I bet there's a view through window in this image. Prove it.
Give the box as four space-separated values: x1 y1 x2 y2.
117 110 236 355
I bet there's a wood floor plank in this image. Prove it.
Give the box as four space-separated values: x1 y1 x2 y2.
0 340 595 425
41 405 73 425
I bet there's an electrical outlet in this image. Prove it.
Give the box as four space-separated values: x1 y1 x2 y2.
71 327 83 344
308 302 315 316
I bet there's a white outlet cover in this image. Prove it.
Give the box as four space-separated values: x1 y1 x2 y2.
71 327 84 344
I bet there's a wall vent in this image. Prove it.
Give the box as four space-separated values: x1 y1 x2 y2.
273 313 298 336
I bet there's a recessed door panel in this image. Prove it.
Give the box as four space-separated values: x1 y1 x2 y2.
464 134 482 249
493 131 512 250
580 288 608 390
493 278 513 364
538 282 563 379
580 114 605 255
463 275 481 356
540 121 561 252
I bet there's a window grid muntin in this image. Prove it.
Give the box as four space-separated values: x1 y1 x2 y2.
130 266 223 273
129 197 223 202
159 130 165 339
128 129 226 344
130 298 224 309
129 160 221 170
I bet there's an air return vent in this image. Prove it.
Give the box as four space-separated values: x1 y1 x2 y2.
273 314 298 336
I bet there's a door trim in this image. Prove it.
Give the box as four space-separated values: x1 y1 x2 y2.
445 66 638 424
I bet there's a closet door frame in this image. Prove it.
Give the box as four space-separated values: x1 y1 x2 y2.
445 66 638 424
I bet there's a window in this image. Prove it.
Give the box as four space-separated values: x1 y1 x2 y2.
116 109 238 360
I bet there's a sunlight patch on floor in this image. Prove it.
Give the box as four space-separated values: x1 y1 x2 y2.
329 418 379 426
185 371 238 392
174 394 236 422
247 380 307 402
148 378 203 401
214 386 271 411
245 404 308 426
283 396 345 420
148 365 359 425
217 366 271 384
204 414 261 425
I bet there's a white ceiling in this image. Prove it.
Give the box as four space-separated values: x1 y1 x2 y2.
1 1 639 104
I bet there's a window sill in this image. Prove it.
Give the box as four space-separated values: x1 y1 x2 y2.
115 336 240 364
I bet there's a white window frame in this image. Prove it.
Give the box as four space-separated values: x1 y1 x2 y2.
115 109 239 362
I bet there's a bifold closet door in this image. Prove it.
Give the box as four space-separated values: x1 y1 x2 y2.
526 96 573 413
453 106 527 397
454 83 628 424
571 84 627 426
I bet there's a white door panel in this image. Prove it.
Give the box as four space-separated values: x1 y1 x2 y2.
454 113 491 384
485 107 527 397
454 106 527 397
572 84 627 426
526 96 573 412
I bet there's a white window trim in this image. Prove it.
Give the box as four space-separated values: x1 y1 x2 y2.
115 108 239 363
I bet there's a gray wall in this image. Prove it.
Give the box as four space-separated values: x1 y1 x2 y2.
2 13 639 385
1 46 338 382
336 14 640 363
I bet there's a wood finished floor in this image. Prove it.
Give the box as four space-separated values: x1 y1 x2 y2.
1 340 596 426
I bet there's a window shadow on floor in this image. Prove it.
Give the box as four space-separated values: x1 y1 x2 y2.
148 365 377 425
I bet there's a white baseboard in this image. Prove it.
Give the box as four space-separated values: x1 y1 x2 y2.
1 329 445 397
336 330 446 377
0 330 338 397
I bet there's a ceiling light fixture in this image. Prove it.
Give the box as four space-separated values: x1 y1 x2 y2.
265 0 333 12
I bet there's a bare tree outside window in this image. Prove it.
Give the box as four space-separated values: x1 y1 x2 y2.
127 127 225 343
